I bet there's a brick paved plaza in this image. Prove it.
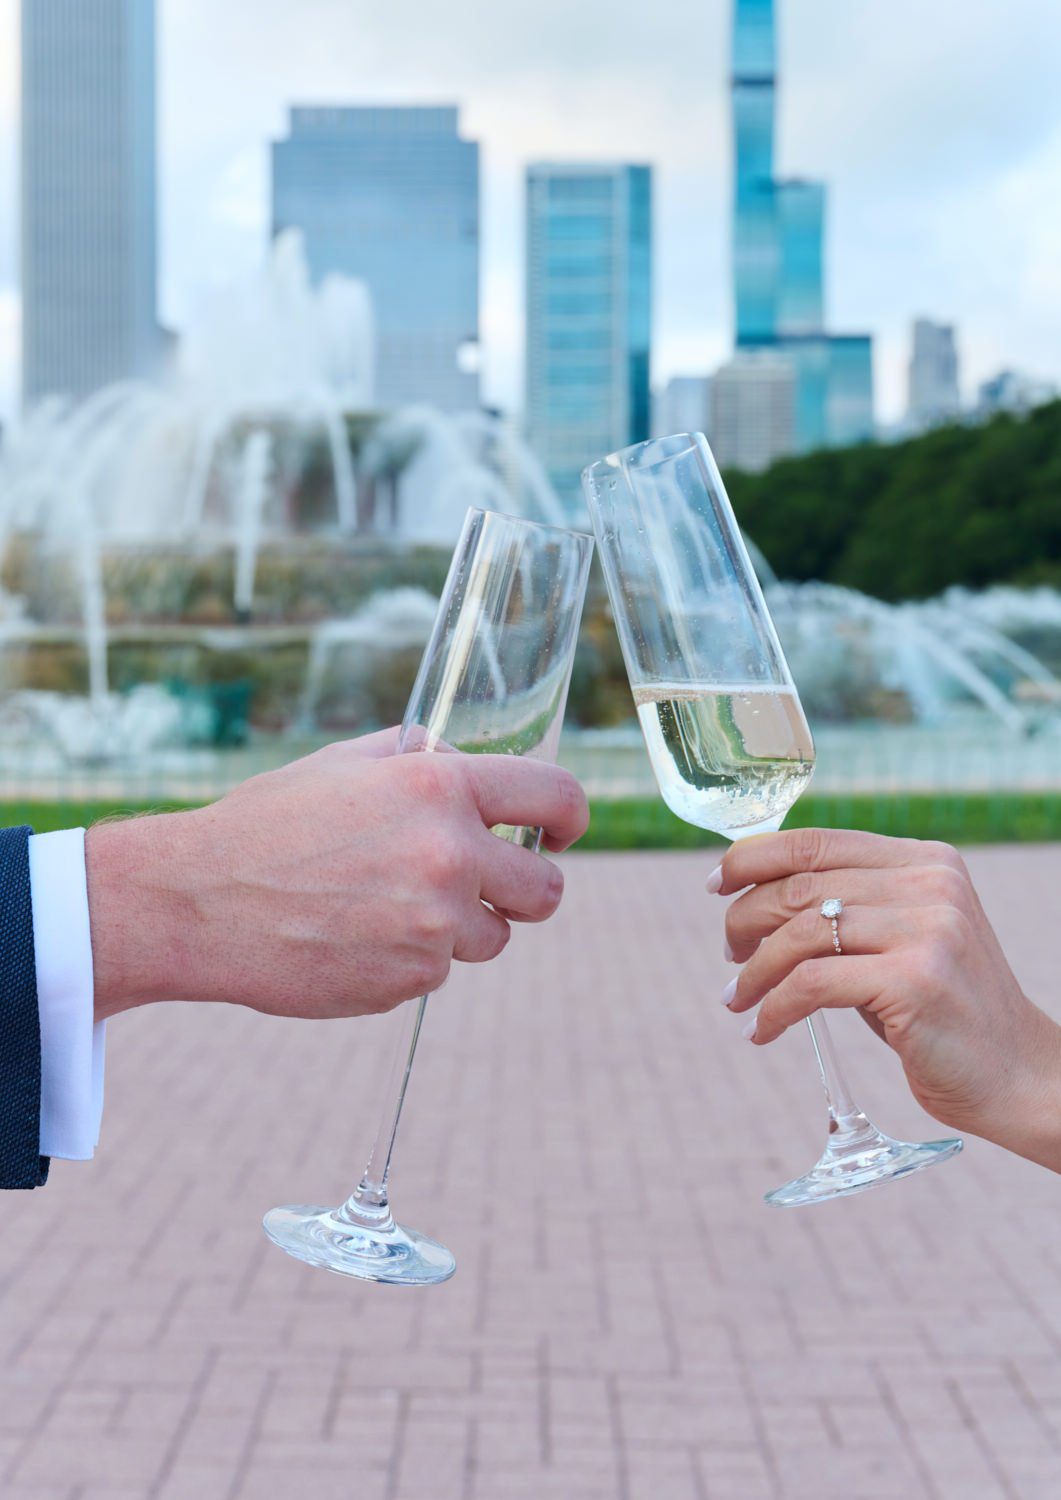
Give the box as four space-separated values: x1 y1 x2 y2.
1 845 1059 1500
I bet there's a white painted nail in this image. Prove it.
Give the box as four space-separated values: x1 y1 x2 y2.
741 1015 758 1041
723 934 734 962
721 976 738 1008
706 864 723 894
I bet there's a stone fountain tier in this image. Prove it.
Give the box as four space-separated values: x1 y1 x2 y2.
0 580 454 762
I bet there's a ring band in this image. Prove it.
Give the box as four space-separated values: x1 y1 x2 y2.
820 898 843 955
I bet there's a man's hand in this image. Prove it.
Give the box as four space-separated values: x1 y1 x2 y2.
87 732 588 1022
714 829 1061 1171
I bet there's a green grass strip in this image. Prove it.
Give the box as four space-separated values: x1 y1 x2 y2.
1 793 1058 847
577 793 1061 849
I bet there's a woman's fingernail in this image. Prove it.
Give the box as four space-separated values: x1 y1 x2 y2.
723 934 734 962
721 976 738 1008
741 1015 758 1041
706 864 723 894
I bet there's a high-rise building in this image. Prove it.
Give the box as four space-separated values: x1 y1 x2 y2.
21 0 160 406
976 369 1056 420
725 0 873 465
654 375 712 440
907 319 961 429
711 350 794 472
525 163 652 514
732 0 778 346
774 180 824 337
272 106 479 412
826 335 875 447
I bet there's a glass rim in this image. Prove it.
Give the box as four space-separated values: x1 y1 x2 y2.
582 432 705 482
465 506 594 547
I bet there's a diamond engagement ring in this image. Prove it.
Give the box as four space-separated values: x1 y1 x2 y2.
820 898 843 954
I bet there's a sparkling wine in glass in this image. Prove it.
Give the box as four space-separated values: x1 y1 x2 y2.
263 509 593 1279
584 433 962 1207
632 683 815 835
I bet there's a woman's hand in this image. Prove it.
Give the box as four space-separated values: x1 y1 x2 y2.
714 829 1061 1172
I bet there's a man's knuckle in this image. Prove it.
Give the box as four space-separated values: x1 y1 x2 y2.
417 894 450 930
542 859 564 906
413 902 452 947
406 753 462 805
413 953 450 994
422 833 470 889
553 768 588 828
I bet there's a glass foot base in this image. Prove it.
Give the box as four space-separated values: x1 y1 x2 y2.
262 1204 456 1284
765 1130 963 1208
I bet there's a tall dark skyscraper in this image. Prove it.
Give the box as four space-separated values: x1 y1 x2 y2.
715 0 873 468
21 0 160 406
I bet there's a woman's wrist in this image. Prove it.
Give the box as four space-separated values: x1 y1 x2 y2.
985 1003 1061 1172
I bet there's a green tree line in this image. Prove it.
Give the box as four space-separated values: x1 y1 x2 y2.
724 400 1061 600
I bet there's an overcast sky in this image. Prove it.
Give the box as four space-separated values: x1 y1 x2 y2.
1 0 1060 424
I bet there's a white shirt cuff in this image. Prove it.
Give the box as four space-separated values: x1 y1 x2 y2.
29 828 105 1160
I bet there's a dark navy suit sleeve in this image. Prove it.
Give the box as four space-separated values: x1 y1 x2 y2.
0 826 48 1189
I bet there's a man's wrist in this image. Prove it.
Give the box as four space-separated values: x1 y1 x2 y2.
86 812 206 1020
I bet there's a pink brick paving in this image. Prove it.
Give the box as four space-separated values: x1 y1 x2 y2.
1 845 1060 1500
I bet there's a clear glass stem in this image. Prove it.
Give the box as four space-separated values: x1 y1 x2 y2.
334 823 541 1234
804 1013 877 1144
337 993 428 1230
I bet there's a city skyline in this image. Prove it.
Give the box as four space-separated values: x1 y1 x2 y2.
0 0 1059 425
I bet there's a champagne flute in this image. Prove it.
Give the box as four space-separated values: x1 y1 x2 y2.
583 433 962 1207
264 508 593 1279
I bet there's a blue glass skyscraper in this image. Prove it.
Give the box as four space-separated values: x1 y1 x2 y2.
525 164 652 514
732 0 777 345
775 180 824 336
272 107 480 413
722 0 874 461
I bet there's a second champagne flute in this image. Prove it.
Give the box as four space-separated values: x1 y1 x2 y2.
264 508 593 1281
584 433 962 1207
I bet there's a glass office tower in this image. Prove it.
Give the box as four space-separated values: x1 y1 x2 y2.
525 163 652 515
21 0 160 405
732 0 778 345
775 180 824 337
272 106 480 412
827 336 875 447
725 0 874 460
